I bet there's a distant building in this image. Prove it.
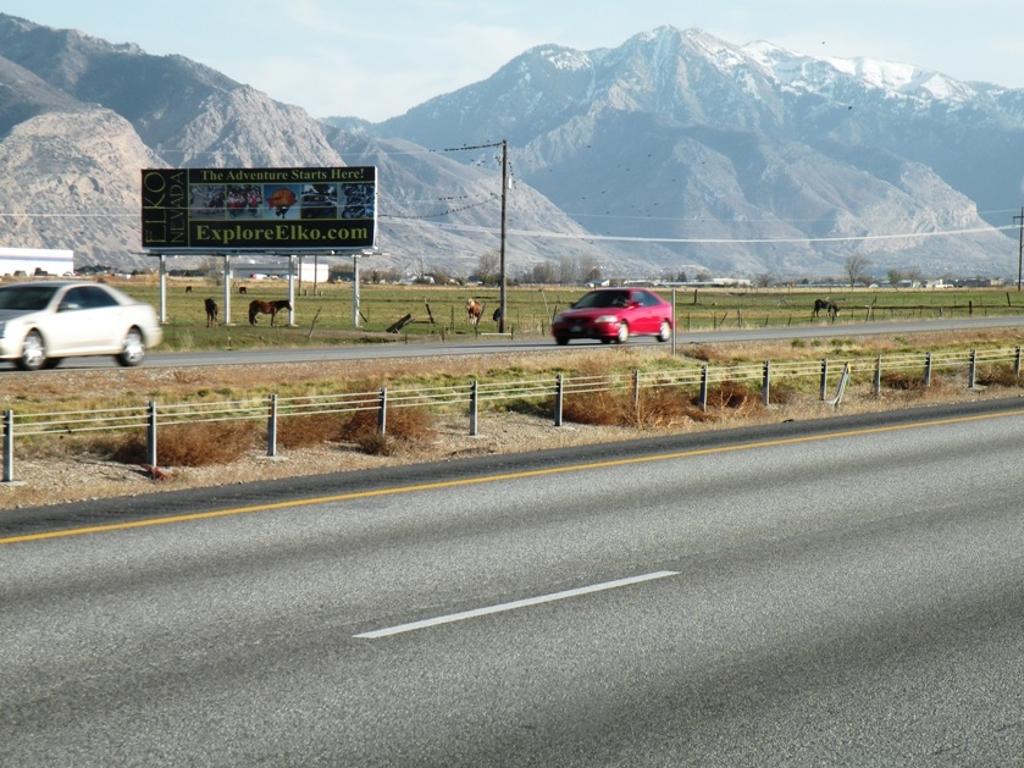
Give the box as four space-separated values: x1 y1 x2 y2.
235 262 329 283
0 247 74 277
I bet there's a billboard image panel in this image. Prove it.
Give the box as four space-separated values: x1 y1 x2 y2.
142 167 376 251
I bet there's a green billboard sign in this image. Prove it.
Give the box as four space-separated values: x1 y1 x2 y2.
141 166 376 251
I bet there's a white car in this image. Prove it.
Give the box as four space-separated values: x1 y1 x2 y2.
0 281 162 370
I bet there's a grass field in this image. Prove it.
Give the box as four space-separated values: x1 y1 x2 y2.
105 276 1024 352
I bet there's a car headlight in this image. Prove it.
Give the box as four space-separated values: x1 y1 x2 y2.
594 315 620 324
553 313 567 324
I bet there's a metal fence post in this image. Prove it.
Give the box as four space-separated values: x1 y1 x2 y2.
554 374 564 427
761 360 771 406
267 394 278 457
819 359 829 401
146 400 158 468
378 387 388 435
832 363 851 408
873 355 882 397
469 380 479 436
968 348 977 389
632 368 641 410
3 409 13 484
924 351 933 388
699 364 708 412
671 287 677 356
1015 346 1022 378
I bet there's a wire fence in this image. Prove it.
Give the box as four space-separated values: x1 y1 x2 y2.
3 345 1021 482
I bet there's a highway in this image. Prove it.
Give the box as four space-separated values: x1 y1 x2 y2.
2 314 1024 370
2 400 1024 766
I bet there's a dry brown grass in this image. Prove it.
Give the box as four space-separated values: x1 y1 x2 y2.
338 406 435 455
564 383 741 429
637 387 712 427
276 413 348 449
562 390 634 427
88 421 257 467
976 365 1024 388
880 371 926 391
701 382 763 413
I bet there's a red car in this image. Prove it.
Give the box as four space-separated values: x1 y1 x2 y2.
551 288 674 345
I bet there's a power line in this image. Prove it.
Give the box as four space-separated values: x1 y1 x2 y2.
381 194 499 220
3 211 1015 244
385 220 1018 245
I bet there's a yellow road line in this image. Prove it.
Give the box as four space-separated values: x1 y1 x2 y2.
3 406 1023 546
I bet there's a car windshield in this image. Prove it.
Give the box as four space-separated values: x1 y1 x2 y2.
572 290 631 309
0 285 59 311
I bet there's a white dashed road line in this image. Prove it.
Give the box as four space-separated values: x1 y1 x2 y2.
354 570 680 639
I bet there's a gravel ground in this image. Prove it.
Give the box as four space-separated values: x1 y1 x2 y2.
0 411 644 509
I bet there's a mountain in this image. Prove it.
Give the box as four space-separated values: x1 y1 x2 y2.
0 13 616 274
0 15 1019 278
377 26 1020 277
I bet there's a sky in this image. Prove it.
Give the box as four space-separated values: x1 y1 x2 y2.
3 1 1023 122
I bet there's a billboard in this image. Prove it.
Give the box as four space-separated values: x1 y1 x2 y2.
141 166 376 251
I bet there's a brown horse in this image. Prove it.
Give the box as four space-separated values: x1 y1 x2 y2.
812 298 839 320
204 298 218 327
248 299 292 326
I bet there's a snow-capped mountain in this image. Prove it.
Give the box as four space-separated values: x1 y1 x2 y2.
376 26 1020 277
1 15 1020 278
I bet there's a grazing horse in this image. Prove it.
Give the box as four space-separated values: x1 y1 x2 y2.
466 298 484 326
204 297 218 327
812 298 839 320
248 299 292 326
239 285 248 294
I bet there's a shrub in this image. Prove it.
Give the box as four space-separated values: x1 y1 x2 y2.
880 371 925 391
636 387 710 427
696 381 762 413
91 421 256 467
339 406 435 455
976 365 1023 388
276 413 348 448
563 386 708 428
562 390 633 427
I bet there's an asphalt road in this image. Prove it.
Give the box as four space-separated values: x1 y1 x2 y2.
3 314 1024 371
2 400 1023 766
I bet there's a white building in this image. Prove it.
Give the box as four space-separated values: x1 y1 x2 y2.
235 261 329 284
0 247 75 277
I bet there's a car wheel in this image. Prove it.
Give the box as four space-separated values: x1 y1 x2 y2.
615 322 629 344
555 336 569 346
657 320 672 342
16 330 46 371
116 327 146 367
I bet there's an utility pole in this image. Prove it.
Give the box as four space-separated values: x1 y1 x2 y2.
498 138 508 333
1015 207 1024 291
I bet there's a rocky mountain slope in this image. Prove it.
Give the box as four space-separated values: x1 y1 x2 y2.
0 15 1019 278
378 27 1020 277
0 13 619 274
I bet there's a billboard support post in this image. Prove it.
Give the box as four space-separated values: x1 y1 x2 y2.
287 255 297 326
158 254 168 323
353 254 361 328
223 254 232 326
